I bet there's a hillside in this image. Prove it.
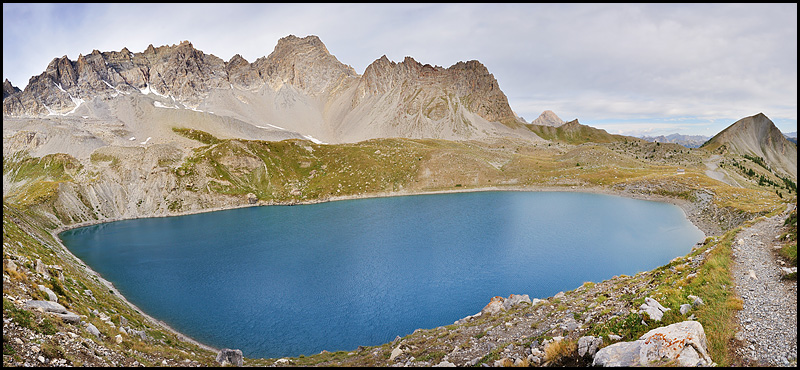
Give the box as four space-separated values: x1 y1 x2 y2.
701 113 797 179
3 124 795 366
526 119 637 145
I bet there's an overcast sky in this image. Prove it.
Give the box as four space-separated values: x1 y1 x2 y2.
3 3 797 136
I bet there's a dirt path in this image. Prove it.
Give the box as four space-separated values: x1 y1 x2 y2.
704 154 741 187
730 206 797 366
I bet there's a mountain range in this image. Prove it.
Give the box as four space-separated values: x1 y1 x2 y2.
2 35 538 147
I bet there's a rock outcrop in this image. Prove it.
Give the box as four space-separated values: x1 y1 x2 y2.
638 297 670 321
215 348 244 366
592 320 713 367
3 78 21 100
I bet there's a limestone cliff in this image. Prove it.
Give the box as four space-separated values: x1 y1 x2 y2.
2 35 533 145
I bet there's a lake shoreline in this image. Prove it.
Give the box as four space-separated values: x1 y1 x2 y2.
48 184 714 358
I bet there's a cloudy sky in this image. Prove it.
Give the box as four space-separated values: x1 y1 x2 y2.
3 3 797 136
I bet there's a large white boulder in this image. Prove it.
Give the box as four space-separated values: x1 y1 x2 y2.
593 321 713 367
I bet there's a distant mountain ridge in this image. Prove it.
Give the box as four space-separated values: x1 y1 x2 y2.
2 35 535 144
640 133 710 148
702 113 796 178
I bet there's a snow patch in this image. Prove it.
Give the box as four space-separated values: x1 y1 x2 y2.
129 137 136 141
103 80 129 95
153 101 178 109
303 135 325 144
140 137 152 145
54 82 66 93
255 123 288 131
139 83 168 98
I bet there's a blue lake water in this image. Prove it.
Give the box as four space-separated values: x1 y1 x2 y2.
59 191 704 359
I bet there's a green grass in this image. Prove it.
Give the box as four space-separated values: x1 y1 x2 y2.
171 127 220 144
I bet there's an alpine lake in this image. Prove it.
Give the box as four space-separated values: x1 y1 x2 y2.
59 191 704 359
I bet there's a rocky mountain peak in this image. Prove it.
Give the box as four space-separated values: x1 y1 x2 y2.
703 113 797 178
257 34 357 95
3 78 21 100
530 110 565 127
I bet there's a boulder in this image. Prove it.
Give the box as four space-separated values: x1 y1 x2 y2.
24 300 67 314
3 259 18 274
578 336 603 357
680 303 692 315
49 312 81 324
639 297 670 321
86 323 101 338
593 340 642 366
34 259 50 279
592 321 712 367
502 294 531 310
38 285 58 302
115 334 123 344
561 318 579 332
433 360 456 367
481 296 505 315
639 321 712 366
687 294 704 306
389 346 404 361
215 348 243 367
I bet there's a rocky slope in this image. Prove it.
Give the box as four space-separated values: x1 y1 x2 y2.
701 113 797 179
2 35 536 147
3 79 21 100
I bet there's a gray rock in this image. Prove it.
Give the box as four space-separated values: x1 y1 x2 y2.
639 297 670 321
502 294 531 310
24 300 67 314
34 259 50 279
432 360 456 367
86 323 101 338
4 259 18 274
215 348 243 367
120 316 128 326
481 296 506 315
49 311 81 324
38 285 58 302
688 294 704 306
680 303 692 315
561 318 579 332
128 328 147 341
578 335 603 357
390 346 404 361
593 340 642 366
608 334 623 341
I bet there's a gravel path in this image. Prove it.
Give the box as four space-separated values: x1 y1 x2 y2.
731 206 797 367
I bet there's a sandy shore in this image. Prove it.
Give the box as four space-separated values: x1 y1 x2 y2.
47 184 714 357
